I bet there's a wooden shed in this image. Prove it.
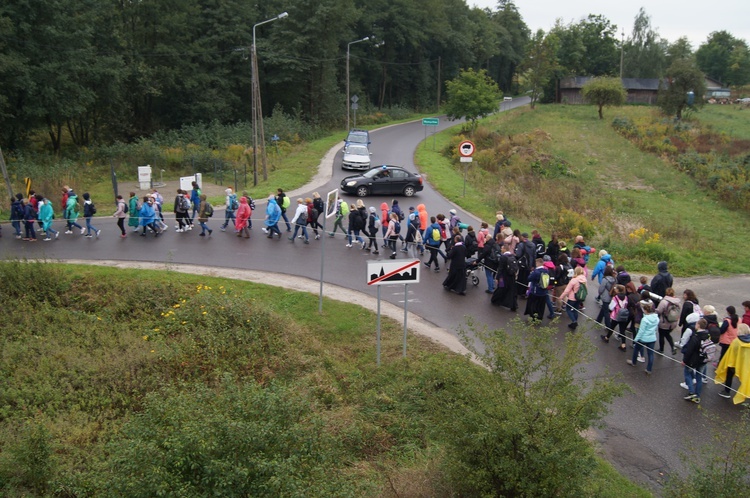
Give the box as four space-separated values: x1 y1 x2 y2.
557 77 661 105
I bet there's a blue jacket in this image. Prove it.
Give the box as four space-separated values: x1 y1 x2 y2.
635 313 659 343
11 199 24 221
425 222 441 247
527 267 550 296
591 254 613 283
190 188 201 207
265 199 281 226
139 202 155 226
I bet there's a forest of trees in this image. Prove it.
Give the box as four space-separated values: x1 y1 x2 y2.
1 1 748 153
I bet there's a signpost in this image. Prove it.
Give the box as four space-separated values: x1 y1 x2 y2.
458 140 475 197
351 95 359 128
319 188 339 313
422 117 439 150
367 259 421 365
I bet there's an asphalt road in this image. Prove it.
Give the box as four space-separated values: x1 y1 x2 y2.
3 98 748 492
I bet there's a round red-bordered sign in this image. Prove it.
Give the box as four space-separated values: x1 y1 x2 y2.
458 140 475 157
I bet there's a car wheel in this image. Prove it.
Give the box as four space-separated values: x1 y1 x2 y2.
403 185 416 197
356 186 369 197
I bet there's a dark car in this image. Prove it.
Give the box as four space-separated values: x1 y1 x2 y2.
340 165 423 197
344 129 370 146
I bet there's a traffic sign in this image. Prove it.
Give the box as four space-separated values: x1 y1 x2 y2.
422 117 439 126
458 140 475 157
367 259 421 286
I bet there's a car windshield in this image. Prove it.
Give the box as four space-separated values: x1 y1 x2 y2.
347 133 368 144
345 145 369 156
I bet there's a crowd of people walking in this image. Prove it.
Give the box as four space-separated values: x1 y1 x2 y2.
4 186 750 406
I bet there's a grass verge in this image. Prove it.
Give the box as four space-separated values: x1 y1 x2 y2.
0 261 651 497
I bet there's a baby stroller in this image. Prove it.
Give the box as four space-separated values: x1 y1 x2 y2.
465 257 481 287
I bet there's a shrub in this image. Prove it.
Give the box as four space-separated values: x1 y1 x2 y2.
556 208 597 239
433 320 626 497
0 420 55 495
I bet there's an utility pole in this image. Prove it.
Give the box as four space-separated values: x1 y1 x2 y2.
620 30 625 79
437 56 441 112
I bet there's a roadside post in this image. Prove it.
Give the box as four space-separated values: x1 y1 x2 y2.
458 140 475 197
366 259 421 365
422 117 439 150
319 189 339 313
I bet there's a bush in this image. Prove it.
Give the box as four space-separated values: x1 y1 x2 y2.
99 379 359 498
0 420 55 496
432 320 626 497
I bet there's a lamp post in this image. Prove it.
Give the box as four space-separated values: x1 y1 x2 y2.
251 11 288 187
346 36 369 132
619 30 625 79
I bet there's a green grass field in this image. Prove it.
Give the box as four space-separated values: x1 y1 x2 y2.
0 261 652 497
415 104 750 276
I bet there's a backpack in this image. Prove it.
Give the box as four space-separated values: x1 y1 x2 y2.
282 196 290 209
90 202 97 215
665 301 681 323
505 255 520 276
488 244 502 263
122 202 129 214
393 220 401 234
372 214 381 230
229 194 239 210
340 201 349 216
706 322 721 344
539 272 550 290
556 264 571 286
180 196 191 211
248 197 256 210
204 202 214 217
135 199 143 212
698 337 717 364
575 282 588 302
311 207 320 220
612 296 630 322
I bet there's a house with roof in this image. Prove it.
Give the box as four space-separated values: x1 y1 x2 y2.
557 77 661 105
703 76 731 101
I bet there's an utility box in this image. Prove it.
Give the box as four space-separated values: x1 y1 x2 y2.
138 165 152 190
179 173 202 192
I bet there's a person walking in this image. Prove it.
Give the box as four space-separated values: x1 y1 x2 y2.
594 266 616 328
329 199 347 238
139 196 159 237
603 284 630 351
715 323 750 402
311 192 325 239
682 319 712 403
524 258 550 322
190 181 201 223
64 190 84 234
10 193 24 238
424 217 442 272
384 212 401 259
38 196 59 241
650 261 674 304
113 195 128 238
197 194 213 237
288 198 309 244
365 207 380 254
478 232 498 294
627 302 659 375
561 266 587 330
442 235 467 295
221 188 238 232
276 188 292 232
655 288 681 354
263 195 282 239
82 193 101 238
173 189 189 232
128 192 141 232
346 201 366 248
490 243 519 312
235 196 252 238
718 306 740 363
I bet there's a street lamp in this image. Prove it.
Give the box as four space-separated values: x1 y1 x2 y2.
346 36 370 132
250 11 288 187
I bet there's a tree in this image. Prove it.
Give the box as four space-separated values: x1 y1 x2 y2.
582 77 626 119
658 58 707 119
518 29 559 109
444 68 501 131
487 1 530 93
577 14 620 76
622 8 667 78
696 31 750 86
434 320 626 497
666 37 694 67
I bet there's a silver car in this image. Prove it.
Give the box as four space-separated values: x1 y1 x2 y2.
341 144 371 170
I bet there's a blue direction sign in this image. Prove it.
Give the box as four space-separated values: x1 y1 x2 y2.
422 117 439 126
